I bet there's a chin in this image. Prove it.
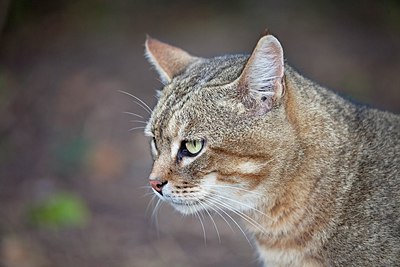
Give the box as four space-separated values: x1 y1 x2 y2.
171 201 204 215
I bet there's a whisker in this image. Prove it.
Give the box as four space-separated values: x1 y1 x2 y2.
151 198 161 220
203 196 253 247
204 194 267 235
128 126 146 132
142 192 155 198
199 201 221 243
202 199 235 233
139 185 152 189
206 189 270 219
118 90 153 114
196 208 207 245
130 120 148 124
145 195 157 215
151 198 163 233
201 184 265 197
189 204 207 245
122 111 145 119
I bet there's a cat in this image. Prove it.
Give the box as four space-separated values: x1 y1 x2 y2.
143 33 400 267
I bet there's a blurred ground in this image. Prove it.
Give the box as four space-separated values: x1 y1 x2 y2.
0 1 399 267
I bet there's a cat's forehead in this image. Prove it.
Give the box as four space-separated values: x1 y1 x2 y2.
184 54 248 85
147 54 248 139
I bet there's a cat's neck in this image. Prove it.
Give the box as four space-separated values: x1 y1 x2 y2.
247 67 356 265
284 65 356 125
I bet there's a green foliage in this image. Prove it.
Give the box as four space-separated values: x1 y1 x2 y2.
29 192 89 229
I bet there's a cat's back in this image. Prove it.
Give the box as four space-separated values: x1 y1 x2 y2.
352 105 400 178
291 71 400 265
327 105 400 266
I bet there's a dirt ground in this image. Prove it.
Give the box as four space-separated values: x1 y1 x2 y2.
0 1 399 267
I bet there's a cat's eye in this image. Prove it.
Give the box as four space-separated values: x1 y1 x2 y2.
178 139 204 160
185 140 203 154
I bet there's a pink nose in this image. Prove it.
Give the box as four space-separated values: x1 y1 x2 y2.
149 180 167 195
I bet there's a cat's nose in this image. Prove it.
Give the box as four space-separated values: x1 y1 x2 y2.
149 180 168 195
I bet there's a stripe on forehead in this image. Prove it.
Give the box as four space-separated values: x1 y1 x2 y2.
152 87 189 139
169 113 185 159
159 55 243 112
151 56 244 139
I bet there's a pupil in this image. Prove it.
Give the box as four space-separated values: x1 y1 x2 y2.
178 140 203 161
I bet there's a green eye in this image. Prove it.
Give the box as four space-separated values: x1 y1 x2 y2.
185 140 203 154
178 139 204 160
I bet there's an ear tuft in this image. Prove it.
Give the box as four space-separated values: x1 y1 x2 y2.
260 28 270 37
238 35 285 114
145 36 197 84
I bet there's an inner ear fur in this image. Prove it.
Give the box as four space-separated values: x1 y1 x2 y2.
145 36 198 84
237 34 285 115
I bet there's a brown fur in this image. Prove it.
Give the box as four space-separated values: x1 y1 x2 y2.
144 34 400 266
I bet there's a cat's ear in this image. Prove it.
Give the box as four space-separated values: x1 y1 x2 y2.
237 35 285 115
145 36 198 84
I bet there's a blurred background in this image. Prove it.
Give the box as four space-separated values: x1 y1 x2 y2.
0 1 399 266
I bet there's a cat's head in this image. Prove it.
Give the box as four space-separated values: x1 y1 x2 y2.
144 34 293 215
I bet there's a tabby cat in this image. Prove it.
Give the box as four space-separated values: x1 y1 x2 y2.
143 33 400 267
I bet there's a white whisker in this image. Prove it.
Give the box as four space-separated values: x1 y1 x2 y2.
152 198 163 236
128 126 146 132
122 111 145 119
139 185 152 189
145 194 157 215
202 199 235 233
118 90 153 114
191 204 207 245
204 194 267 235
201 184 265 197
142 191 155 198
199 201 221 243
198 210 207 245
206 189 270 219
203 196 253 247
151 198 162 220
130 120 148 124
207 193 268 231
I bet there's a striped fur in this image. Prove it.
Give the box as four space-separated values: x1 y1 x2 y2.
144 35 400 266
